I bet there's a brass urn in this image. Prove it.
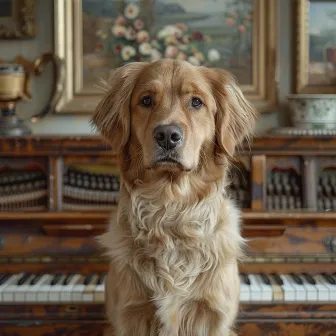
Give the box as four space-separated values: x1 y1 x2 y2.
0 53 64 136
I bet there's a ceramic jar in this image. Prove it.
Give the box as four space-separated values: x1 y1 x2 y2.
287 94 336 129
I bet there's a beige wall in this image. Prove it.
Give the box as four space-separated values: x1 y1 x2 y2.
0 0 293 135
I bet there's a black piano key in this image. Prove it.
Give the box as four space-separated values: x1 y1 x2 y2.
63 273 76 285
240 273 250 285
0 274 10 285
17 273 32 285
321 273 336 285
50 273 63 286
30 273 43 286
271 273 283 286
84 273 96 285
290 273 303 285
97 273 106 285
260 273 271 285
302 273 316 285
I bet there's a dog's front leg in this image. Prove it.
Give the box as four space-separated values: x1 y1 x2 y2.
105 263 159 336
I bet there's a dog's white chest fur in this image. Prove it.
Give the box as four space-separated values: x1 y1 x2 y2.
126 192 242 298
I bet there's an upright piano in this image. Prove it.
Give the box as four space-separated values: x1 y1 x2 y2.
0 134 335 336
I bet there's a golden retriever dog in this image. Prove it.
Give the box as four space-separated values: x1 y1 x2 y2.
92 59 257 336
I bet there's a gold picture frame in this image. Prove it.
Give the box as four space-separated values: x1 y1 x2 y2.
294 0 336 93
54 0 278 114
0 0 36 39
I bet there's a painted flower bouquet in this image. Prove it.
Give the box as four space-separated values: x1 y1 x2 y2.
95 2 221 67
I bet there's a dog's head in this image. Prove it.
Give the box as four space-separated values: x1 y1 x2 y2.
92 59 256 177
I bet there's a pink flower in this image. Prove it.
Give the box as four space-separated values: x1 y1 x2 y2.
112 25 126 37
125 27 136 41
115 15 126 25
182 35 192 44
136 30 149 43
165 46 179 58
226 18 235 27
238 25 246 33
134 19 144 31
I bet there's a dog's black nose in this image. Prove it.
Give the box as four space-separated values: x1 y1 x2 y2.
153 124 183 150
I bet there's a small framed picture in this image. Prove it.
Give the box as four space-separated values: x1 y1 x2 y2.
294 0 336 93
0 0 36 39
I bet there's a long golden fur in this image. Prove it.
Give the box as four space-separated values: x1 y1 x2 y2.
91 59 257 336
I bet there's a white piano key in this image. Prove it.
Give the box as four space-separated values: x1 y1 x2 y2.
26 275 53 302
299 275 318 301
37 275 55 302
2 273 27 302
283 275 306 302
49 275 67 302
94 282 105 303
315 275 335 301
279 275 295 302
14 274 36 302
268 276 284 301
239 275 251 302
71 276 86 302
60 274 82 302
312 275 329 301
248 275 262 302
255 275 272 302
83 275 99 302
0 274 24 302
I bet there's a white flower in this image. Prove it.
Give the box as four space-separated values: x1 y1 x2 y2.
125 27 136 41
151 40 161 49
157 25 182 39
112 25 126 37
121 45 136 61
151 49 162 62
124 3 139 19
139 42 152 55
165 45 179 58
207 49 220 62
188 56 200 66
136 30 149 43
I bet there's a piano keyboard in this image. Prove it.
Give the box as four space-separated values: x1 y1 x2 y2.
0 272 335 303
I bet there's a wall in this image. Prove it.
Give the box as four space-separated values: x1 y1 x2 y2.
0 0 292 135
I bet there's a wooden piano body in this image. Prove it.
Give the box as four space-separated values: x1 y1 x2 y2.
0 135 335 336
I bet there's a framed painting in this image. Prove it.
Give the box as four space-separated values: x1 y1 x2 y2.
54 0 278 114
0 0 36 39
294 0 336 93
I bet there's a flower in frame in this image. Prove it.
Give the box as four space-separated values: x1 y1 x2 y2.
192 32 203 41
238 25 246 33
115 15 126 25
134 19 144 31
188 56 200 66
165 35 179 45
151 49 162 62
175 23 187 31
195 52 205 62
113 44 122 54
157 25 182 39
125 27 137 41
124 3 139 19
176 52 187 60
165 45 179 58
182 35 192 44
139 42 152 56
111 25 126 38
136 30 150 43
207 49 220 62
226 18 235 27
121 45 136 61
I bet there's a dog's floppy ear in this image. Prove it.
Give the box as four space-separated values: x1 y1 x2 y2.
201 67 257 164
91 62 148 155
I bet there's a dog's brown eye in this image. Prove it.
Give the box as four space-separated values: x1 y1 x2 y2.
141 96 152 107
191 97 203 109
